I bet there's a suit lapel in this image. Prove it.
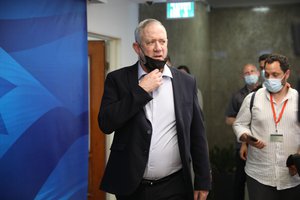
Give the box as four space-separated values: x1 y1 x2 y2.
127 62 150 121
170 67 187 170
170 67 184 129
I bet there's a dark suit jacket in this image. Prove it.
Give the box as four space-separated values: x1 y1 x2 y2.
98 62 211 198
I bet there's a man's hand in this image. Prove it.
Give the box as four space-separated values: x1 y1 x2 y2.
139 69 162 93
194 190 209 200
288 164 298 176
240 133 265 149
286 153 300 176
240 142 248 160
225 117 235 125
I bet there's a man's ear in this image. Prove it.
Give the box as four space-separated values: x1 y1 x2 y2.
132 42 140 54
240 73 245 80
285 69 291 79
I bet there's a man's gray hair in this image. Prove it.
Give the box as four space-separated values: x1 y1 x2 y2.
134 19 164 44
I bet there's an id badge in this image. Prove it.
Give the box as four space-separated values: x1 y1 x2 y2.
270 134 283 142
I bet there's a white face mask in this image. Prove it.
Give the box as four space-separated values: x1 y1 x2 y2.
244 74 259 85
264 77 284 93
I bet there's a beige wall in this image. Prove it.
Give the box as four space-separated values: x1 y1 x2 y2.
139 3 300 149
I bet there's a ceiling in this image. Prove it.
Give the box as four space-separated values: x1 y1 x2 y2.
129 0 300 8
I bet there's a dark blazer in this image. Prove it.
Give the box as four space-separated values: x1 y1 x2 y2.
98 62 211 198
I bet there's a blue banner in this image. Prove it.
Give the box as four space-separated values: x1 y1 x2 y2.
0 0 88 199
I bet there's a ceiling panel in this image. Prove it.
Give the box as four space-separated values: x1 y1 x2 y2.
128 0 300 8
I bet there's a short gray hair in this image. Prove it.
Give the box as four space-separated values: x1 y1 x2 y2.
134 19 164 44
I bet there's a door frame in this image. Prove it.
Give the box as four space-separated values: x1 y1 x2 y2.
88 32 120 200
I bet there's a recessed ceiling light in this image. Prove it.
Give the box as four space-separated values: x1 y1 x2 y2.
252 6 270 13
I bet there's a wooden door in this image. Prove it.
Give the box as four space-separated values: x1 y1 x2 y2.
88 41 106 200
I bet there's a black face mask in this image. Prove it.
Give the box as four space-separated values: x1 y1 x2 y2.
143 55 166 72
139 44 166 72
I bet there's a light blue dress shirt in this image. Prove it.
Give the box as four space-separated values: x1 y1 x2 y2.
138 63 182 180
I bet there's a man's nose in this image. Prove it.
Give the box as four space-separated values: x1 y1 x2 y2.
153 41 162 51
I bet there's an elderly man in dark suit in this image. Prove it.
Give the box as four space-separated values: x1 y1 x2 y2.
98 19 211 200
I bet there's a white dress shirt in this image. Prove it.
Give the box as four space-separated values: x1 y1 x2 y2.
138 64 182 180
233 87 300 190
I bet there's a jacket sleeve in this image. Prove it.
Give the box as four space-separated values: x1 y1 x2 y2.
98 71 152 134
190 78 211 190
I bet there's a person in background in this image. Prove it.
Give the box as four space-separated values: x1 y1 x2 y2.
225 63 261 200
177 65 204 110
285 74 300 177
286 148 300 177
258 53 271 82
239 54 273 178
98 18 211 200
233 54 300 200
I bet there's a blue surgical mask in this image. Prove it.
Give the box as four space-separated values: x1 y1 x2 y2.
260 70 265 80
264 78 283 93
244 74 259 85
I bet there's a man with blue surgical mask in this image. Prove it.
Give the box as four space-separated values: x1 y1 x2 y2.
258 54 271 81
225 63 261 200
233 54 300 200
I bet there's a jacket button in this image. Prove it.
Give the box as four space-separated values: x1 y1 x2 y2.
146 130 152 135
143 150 148 155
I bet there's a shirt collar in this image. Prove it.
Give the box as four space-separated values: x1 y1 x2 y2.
265 86 293 102
138 62 173 80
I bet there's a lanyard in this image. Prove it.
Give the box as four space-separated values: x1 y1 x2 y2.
270 94 288 132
